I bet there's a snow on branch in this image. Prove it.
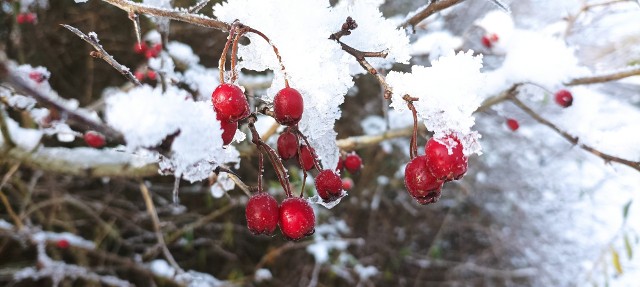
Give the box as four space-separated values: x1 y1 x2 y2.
400 0 465 30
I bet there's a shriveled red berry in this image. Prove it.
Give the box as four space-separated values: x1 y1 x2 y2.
245 193 279 236
211 84 250 122
273 87 304 126
424 135 468 181
84 131 106 148
344 153 362 174
506 118 519 131
404 156 443 205
133 42 148 54
298 145 315 171
28 71 46 83
217 115 237 145
341 178 353 191
554 89 573 108
277 131 298 160
279 197 315 241
481 35 492 48
56 239 70 249
315 169 342 202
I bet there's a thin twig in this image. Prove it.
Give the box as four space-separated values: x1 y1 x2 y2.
0 163 24 230
101 0 230 31
139 182 184 273
565 65 640 86
187 0 210 13
509 95 640 172
61 25 141 86
400 0 466 30
336 41 391 99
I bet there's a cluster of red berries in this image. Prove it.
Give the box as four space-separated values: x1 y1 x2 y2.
17 12 36 24
404 135 468 205
246 193 315 240
134 70 157 82
133 42 162 59
481 33 499 49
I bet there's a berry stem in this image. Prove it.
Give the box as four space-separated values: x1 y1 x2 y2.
246 27 290 88
257 150 264 193
248 116 293 197
292 127 323 171
404 95 419 159
218 22 240 83
230 27 249 84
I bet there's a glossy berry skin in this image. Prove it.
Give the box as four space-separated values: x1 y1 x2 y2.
277 131 298 160
245 193 279 236
344 153 362 174
133 42 148 54
481 35 492 48
217 115 237 145
506 118 519 131
84 131 106 148
279 197 315 241
425 136 467 181
554 89 573 108
298 145 315 171
404 156 443 205
56 239 70 249
211 84 250 122
315 169 343 202
273 87 304 126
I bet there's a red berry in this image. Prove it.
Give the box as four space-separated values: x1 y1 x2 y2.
344 153 362 174
84 131 106 148
506 118 519 131
17 13 36 24
28 71 46 83
481 35 492 48
554 89 573 108
336 156 344 171
133 42 148 54
341 178 353 191
424 135 468 181
273 87 304 126
134 71 145 81
211 84 250 122
490 33 499 42
315 169 342 202
217 115 237 145
152 43 162 53
245 193 279 236
298 145 315 171
277 131 298 160
404 156 443 205
279 197 315 241
146 70 157 81
56 239 70 249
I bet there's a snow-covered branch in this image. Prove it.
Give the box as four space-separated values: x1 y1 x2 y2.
400 0 466 30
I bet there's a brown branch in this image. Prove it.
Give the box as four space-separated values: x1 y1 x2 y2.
62 25 141 86
565 65 640 86
400 0 466 30
337 41 391 99
509 95 640 172
0 163 23 230
101 0 231 31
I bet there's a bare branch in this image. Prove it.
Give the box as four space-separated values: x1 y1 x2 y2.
101 0 231 31
565 65 640 86
188 0 210 13
509 95 640 172
400 0 466 30
62 24 141 86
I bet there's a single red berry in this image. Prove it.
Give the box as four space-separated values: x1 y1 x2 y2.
245 193 279 236
152 43 162 53
298 145 315 171
341 178 353 191
134 71 145 81
133 42 148 54
84 131 106 148
277 131 298 160
554 89 573 108
146 70 157 81
336 156 344 171
344 153 362 174
506 118 519 131
28 71 46 83
404 155 443 205
424 135 468 181
217 115 237 145
490 33 499 42
279 197 315 241
56 239 70 249
211 84 250 122
315 169 342 202
481 35 492 48
273 87 304 126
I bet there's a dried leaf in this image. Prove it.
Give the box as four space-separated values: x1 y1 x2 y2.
624 233 633 259
622 200 632 221
611 248 623 275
